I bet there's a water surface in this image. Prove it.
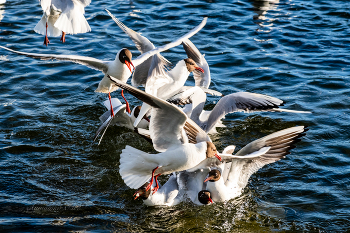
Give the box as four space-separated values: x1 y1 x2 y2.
1 0 350 232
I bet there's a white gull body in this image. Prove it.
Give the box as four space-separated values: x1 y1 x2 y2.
34 0 91 38
107 74 226 190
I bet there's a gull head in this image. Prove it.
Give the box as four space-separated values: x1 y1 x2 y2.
204 169 221 182
184 58 204 73
133 182 151 200
118 48 135 73
206 142 222 161
198 190 214 205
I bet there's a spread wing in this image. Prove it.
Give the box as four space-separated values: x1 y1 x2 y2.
0 46 109 73
107 74 210 152
106 9 172 87
182 39 211 88
204 92 285 133
131 17 208 67
225 126 307 189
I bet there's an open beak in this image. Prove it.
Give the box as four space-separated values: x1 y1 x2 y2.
195 67 204 73
204 177 212 183
215 154 222 162
125 60 135 73
208 197 213 203
133 191 140 200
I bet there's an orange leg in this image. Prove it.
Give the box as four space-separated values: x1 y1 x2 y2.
145 166 159 191
121 90 131 114
60 31 66 43
152 174 161 194
108 92 115 117
43 22 50 46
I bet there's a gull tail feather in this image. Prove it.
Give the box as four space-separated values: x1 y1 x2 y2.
119 146 158 189
54 7 90 34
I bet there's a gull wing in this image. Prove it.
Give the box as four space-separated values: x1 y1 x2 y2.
107 74 209 152
77 0 91 7
225 126 307 189
106 9 171 87
0 46 109 73
131 17 208 67
204 92 284 133
182 39 211 89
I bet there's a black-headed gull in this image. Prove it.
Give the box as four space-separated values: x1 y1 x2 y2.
34 0 91 45
133 56 205 127
134 173 182 206
182 39 211 89
106 74 223 195
202 126 307 203
168 87 311 133
0 15 207 116
176 168 211 205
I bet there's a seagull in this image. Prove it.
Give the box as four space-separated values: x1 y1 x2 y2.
202 126 307 203
106 9 171 88
93 98 150 145
176 168 211 205
107 13 208 128
106 74 225 195
133 56 204 127
34 0 91 46
168 86 311 133
0 15 208 117
133 173 182 206
182 39 211 89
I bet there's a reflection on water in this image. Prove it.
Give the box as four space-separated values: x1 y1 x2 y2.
252 0 280 25
0 5 4 22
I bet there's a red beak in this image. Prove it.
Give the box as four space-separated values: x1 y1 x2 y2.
195 67 204 73
125 60 135 73
208 197 213 203
204 177 212 183
143 116 150 122
133 191 140 200
215 154 222 162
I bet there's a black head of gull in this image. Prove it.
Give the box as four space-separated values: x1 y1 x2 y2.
134 182 151 200
204 169 221 183
184 58 204 73
198 190 214 205
118 48 135 73
133 105 150 122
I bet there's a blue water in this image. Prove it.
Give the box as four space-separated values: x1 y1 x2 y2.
1 0 350 231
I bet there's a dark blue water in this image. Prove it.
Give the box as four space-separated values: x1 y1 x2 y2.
1 0 350 231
